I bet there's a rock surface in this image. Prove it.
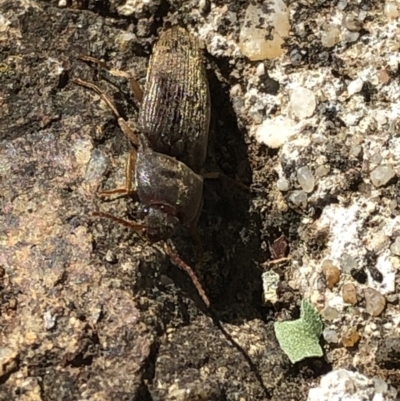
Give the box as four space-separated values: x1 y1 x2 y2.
307 369 397 401
2 0 400 400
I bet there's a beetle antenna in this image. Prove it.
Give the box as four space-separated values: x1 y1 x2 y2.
163 241 210 308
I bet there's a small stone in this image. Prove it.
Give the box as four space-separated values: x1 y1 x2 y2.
390 237 400 255
321 25 341 47
384 2 399 19
350 145 362 157
344 14 362 31
370 153 383 165
342 30 360 43
116 0 161 17
43 310 56 330
290 87 317 119
262 270 280 304
321 306 339 321
323 328 339 344
374 378 389 393
370 165 395 187
105 250 117 263
256 116 295 148
289 190 307 209
256 63 265 77
341 327 361 348
340 253 358 274
351 268 368 284
239 0 290 60
377 69 390 84
289 49 303 65
375 111 388 125
315 165 329 177
277 177 289 192
364 288 386 316
116 32 136 52
347 78 363 96
342 283 358 304
386 293 398 303
322 260 341 289
297 166 315 193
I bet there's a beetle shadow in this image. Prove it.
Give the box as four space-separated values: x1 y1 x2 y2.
163 62 269 323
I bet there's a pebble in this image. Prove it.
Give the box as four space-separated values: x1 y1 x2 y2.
340 253 358 274
256 62 265 77
384 2 399 19
344 15 362 31
342 283 358 304
262 270 280 304
370 165 395 187
321 306 339 321
256 116 295 148
290 87 317 119
342 30 360 43
323 328 339 344
322 260 341 289
350 144 362 157
341 327 361 348
377 69 390 84
364 288 386 316
347 78 363 96
390 237 400 256
297 166 315 193
239 0 290 60
315 165 329 177
289 190 307 209
321 25 341 47
43 310 56 330
105 250 117 263
277 177 289 192
116 0 161 17
370 153 383 165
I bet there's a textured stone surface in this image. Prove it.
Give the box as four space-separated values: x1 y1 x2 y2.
307 369 397 401
2 0 400 399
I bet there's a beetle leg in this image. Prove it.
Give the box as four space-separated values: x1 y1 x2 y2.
72 78 139 146
97 149 137 199
77 55 143 103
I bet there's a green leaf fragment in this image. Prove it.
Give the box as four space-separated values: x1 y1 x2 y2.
274 299 324 364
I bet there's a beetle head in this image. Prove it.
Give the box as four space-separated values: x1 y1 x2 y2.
140 203 180 242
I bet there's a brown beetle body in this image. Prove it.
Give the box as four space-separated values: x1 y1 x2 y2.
139 26 210 173
135 136 204 242
73 26 211 306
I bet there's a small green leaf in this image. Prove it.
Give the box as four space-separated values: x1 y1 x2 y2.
274 299 323 364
